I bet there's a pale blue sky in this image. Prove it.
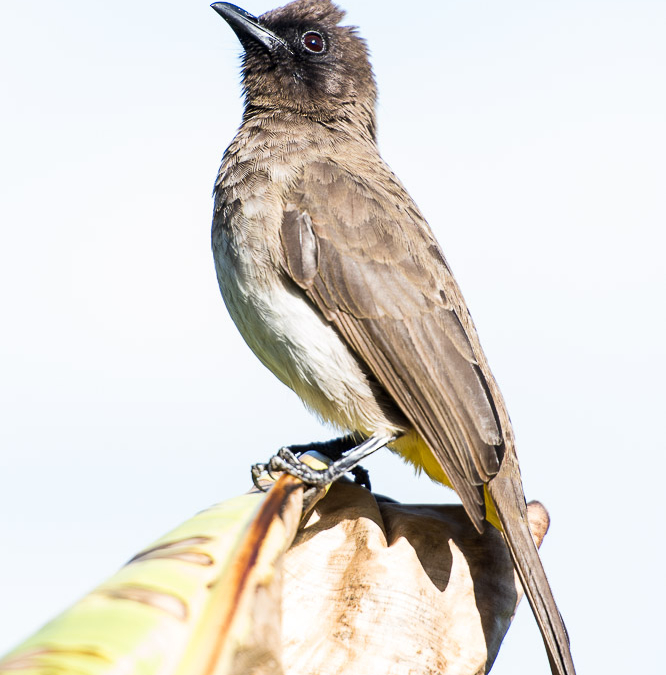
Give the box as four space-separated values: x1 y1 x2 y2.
1 1 664 673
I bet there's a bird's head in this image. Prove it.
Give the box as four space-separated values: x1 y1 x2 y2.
212 0 377 137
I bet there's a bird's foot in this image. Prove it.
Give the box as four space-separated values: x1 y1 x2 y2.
251 434 396 492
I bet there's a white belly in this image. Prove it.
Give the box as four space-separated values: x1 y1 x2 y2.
213 231 401 437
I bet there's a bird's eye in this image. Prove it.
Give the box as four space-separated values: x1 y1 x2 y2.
301 31 326 53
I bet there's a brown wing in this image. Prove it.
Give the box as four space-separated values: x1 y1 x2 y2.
280 161 504 530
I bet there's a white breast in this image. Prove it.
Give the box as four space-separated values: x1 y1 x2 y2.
213 227 400 438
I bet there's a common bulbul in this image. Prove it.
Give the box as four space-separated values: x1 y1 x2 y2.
210 2 575 674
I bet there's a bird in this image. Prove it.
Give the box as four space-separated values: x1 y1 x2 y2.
209 1 575 674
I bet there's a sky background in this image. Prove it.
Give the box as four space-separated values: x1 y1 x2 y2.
1 0 664 672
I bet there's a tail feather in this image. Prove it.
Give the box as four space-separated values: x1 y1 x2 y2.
487 457 575 675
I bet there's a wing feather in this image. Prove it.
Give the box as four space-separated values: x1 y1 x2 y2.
280 161 503 529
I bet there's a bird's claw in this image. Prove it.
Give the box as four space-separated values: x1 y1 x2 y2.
271 446 334 486
251 462 270 491
251 434 392 492
251 447 332 489
350 465 371 491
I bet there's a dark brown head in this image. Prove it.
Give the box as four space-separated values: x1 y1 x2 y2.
212 0 377 137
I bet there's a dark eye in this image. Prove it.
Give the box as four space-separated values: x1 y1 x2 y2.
301 31 326 53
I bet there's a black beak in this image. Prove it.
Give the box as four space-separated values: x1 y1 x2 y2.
211 2 292 53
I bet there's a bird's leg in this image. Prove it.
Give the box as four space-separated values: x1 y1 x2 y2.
287 434 361 461
251 434 396 491
251 434 358 489
274 434 396 487
285 434 373 488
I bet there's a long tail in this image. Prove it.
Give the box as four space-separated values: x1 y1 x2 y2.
487 451 576 675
